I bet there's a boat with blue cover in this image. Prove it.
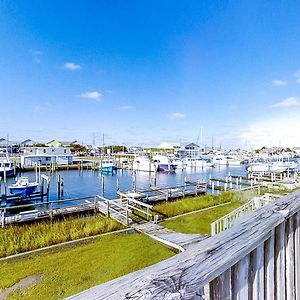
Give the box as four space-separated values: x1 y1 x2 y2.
99 160 117 172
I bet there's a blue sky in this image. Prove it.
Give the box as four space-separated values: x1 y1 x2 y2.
1 1 300 148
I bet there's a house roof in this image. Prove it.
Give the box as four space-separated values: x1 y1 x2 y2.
185 142 200 149
20 139 35 145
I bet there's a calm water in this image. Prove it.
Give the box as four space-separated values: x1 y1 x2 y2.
5 165 247 202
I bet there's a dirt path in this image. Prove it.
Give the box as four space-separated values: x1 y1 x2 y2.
0 275 43 300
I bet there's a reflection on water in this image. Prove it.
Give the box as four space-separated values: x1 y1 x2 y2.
4 165 247 201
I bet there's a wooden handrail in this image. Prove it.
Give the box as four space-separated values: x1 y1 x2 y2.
69 190 300 299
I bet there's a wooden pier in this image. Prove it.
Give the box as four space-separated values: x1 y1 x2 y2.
132 222 207 251
119 182 207 204
0 196 98 226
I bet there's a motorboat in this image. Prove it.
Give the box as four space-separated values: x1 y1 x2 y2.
8 177 39 197
131 156 157 172
152 155 177 172
0 151 14 179
184 157 207 168
99 159 117 172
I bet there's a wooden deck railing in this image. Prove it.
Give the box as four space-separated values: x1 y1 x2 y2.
69 190 300 300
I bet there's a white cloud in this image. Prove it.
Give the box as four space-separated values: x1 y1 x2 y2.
34 103 53 111
240 113 300 147
272 97 300 108
80 91 102 101
169 112 185 119
294 70 300 83
120 105 133 111
272 79 287 86
63 62 81 71
29 49 43 56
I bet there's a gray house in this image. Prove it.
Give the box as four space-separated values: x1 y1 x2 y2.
20 147 73 167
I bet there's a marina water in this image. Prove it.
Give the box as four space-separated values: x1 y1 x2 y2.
4 165 247 207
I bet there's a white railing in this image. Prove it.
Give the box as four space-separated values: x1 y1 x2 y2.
211 193 282 236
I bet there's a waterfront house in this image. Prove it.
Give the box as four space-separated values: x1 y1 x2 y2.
19 139 35 147
184 142 202 157
46 140 80 148
20 147 73 167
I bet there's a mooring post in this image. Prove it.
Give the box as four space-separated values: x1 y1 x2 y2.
35 163 38 182
50 202 53 221
224 182 227 192
38 162 41 183
57 174 61 200
133 171 137 192
40 177 44 202
3 165 6 183
61 177 64 199
116 178 119 191
212 182 215 194
46 179 50 202
102 175 105 196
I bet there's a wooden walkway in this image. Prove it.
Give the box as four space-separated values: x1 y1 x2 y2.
132 222 208 251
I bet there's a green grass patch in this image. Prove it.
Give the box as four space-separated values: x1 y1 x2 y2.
153 191 239 217
0 232 175 300
0 215 124 258
162 201 243 235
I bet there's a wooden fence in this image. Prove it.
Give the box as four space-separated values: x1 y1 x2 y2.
69 190 300 299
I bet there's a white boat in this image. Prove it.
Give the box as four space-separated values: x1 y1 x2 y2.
131 156 157 172
152 155 177 172
184 157 207 168
168 156 184 169
212 155 228 165
246 163 270 172
0 150 14 179
246 161 297 173
99 159 117 172
212 155 242 166
226 156 243 166
8 177 39 197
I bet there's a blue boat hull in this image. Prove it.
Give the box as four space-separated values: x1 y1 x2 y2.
9 185 38 197
99 166 117 172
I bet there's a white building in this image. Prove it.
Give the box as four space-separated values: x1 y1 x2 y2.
20 147 73 167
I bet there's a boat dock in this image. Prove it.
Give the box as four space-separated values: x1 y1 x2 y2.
116 182 207 204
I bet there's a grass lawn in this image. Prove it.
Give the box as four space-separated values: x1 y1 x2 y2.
161 201 243 235
153 191 240 218
0 215 124 258
0 232 175 300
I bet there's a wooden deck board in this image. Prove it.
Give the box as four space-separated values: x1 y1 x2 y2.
132 222 208 250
